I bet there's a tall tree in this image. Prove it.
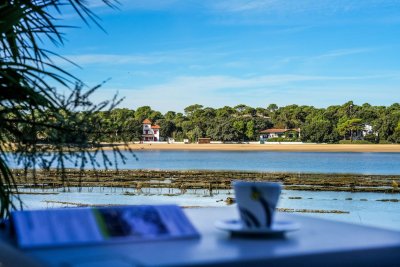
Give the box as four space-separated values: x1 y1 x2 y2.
184 104 203 117
245 121 255 140
134 106 153 122
267 104 278 113
337 118 363 140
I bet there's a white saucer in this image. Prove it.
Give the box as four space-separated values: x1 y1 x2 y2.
215 219 300 235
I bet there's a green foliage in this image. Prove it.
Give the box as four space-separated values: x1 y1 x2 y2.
0 0 122 218
267 104 278 113
233 121 245 137
7 101 400 147
337 118 363 140
134 106 152 122
187 126 203 142
364 134 379 144
157 119 175 139
388 122 400 143
77 102 400 145
245 121 255 140
184 104 204 116
301 119 339 143
266 137 299 142
338 140 372 144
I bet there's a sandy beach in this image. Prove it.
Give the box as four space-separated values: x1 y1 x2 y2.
116 143 400 153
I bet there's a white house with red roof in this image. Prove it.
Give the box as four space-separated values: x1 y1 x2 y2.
142 119 161 142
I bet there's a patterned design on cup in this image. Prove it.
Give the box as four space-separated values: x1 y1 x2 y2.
238 207 260 228
238 186 273 228
251 186 273 228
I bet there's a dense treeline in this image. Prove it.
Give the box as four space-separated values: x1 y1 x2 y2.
25 101 400 144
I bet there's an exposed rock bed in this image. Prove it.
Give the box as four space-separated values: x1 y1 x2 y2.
12 169 400 193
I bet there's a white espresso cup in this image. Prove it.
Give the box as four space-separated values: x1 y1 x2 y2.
234 181 282 229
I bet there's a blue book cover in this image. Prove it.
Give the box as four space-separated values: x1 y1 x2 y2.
11 205 199 249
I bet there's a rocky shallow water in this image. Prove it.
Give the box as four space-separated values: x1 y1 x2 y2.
15 187 400 231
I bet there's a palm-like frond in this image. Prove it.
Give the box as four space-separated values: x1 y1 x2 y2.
0 0 123 218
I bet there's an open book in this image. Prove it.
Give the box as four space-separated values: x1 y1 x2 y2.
11 205 199 249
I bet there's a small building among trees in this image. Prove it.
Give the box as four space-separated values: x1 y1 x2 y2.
142 119 161 142
197 138 211 144
259 128 301 140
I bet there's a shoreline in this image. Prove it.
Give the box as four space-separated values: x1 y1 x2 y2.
113 143 400 153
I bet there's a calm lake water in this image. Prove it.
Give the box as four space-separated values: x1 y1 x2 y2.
9 150 400 174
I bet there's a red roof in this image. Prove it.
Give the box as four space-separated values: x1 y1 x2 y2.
142 119 152 124
259 128 300 134
151 125 161 129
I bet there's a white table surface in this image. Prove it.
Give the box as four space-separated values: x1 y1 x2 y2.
2 206 400 267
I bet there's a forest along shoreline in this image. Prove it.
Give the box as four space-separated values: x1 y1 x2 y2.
12 169 400 194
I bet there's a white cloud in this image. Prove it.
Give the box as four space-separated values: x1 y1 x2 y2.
61 54 169 65
271 47 376 69
50 50 196 67
90 0 181 12
314 48 374 59
207 0 399 14
89 0 400 16
134 73 393 93
56 0 400 27
49 44 243 71
93 73 399 112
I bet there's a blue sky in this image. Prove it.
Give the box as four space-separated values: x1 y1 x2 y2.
49 0 400 112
